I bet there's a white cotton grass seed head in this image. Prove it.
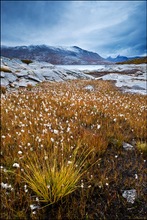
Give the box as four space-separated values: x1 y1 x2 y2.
1 182 13 190
18 151 22 155
13 163 20 168
53 129 59 134
135 174 138 179
36 197 39 202
24 184 27 189
81 183 84 188
51 138 54 142
97 124 101 129
24 185 28 193
30 204 39 210
67 127 70 132
44 156 48 160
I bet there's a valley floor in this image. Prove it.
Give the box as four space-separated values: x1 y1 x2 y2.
1 80 147 220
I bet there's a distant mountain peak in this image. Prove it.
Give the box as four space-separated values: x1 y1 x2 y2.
106 55 128 63
106 54 143 63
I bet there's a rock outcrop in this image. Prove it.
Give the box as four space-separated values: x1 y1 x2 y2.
0 57 94 90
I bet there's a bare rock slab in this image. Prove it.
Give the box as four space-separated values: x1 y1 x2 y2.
122 189 137 204
123 142 134 150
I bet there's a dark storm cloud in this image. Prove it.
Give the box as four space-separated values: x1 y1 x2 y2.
2 1 66 26
1 1 146 57
1 1 68 44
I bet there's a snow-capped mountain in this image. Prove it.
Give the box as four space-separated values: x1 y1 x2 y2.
1 45 110 65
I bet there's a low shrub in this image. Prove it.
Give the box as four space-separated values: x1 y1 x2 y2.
0 86 7 94
27 84 33 90
136 141 147 155
21 59 33 65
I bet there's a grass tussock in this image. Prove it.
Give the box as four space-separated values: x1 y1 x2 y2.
0 86 7 94
1 79 147 219
22 144 94 206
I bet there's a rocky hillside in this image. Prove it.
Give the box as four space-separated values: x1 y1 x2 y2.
116 56 147 64
0 57 94 89
1 45 110 65
1 56 146 95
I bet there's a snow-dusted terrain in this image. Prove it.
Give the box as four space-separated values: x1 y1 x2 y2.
1 57 146 95
58 64 147 95
98 73 146 95
1 45 109 65
92 64 146 95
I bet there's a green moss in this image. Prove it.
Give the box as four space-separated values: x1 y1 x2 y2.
136 141 147 155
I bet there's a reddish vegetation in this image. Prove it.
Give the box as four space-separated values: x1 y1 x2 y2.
1 80 146 219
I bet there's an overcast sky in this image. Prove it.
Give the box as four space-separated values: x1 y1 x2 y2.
1 1 146 57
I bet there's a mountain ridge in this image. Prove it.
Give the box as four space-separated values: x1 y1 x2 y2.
1 45 111 65
106 55 144 63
